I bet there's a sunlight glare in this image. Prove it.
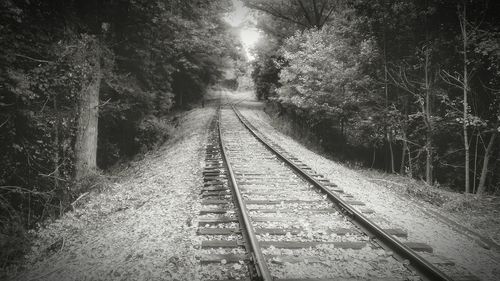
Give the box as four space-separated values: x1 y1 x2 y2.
241 28 260 60
225 0 261 61
241 29 260 46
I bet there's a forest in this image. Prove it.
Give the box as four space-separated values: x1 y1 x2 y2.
1 0 500 273
247 0 500 195
0 0 241 267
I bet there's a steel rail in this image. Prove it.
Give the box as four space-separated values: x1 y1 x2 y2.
231 106 454 281
216 108 273 281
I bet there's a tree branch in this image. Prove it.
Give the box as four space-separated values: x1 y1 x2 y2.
386 65 417 96
14 53 53 63
0 117 11 129
295 0 314 27
441 69 465 89
312 0 320 27
320 5 336 27
319 0 327 18
246 2 309 28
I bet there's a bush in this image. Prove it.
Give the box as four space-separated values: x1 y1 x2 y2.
405 183 448 206
0 196 34 271
442 196 482 213
135 116 173 152
72 171 112 197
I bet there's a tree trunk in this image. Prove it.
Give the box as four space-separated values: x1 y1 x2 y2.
407 144 413 177
388 131 395 173
461 3 470 194
383 27 395 174
53 95 68 206
473 132 479 193
75 41 101 181
400 133 407 174
477 131 497 195
425 138 432 185
424 48 433 185
340 118 343 137
371 146 376 169
53 96 60 190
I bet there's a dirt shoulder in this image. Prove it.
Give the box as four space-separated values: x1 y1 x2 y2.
6 106 216 281
355 169 500 251
231 91 500 281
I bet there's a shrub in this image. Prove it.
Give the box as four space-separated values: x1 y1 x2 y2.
135 116 173 152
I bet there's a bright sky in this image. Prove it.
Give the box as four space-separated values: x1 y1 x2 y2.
225 0 261 61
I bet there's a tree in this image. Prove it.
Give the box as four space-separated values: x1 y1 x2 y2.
74 36 102 180
243 0 341 29
388 45 438 185
460 2 471 194
441 0 500 193
276 13 379 151
251 35 282 100
247 0 500 193
0 0 240 267
475 27 500 194
477 130 498 194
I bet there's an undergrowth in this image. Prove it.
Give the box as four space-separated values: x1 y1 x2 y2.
264 105 490 214
268 111 328 157
0 105 202 275
403 182 449 206
441 195 483 213
0 171 114 274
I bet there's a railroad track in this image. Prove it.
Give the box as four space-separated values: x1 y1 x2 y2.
196 105 477 281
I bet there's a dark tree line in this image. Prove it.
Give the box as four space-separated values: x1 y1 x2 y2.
0 0 240 267
247 0 500 194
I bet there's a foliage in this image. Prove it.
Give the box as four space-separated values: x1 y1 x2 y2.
0 0 239 268
248 0 500 193
243 0 341 29
251 36 282 100
277 18 378 125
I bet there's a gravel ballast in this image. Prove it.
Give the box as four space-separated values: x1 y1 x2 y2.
229 90 500 281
